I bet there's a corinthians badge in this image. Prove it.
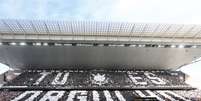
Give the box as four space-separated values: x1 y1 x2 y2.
91 73 108 86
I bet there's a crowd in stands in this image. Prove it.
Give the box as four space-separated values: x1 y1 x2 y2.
0 91 22 101
173 89 201 101
0 90 200 100
0 70 200 100
2 70 191 90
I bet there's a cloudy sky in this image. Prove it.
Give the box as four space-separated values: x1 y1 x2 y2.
0 0 201 88
0 0 201 24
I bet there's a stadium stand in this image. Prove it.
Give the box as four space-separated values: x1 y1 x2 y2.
2 70 191 90
0 90 201 100
0 20 201 100
0 69 200 100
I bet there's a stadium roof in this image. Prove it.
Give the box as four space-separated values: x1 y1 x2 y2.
1 19 201 43
1 19 201 70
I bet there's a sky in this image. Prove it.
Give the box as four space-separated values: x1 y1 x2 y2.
179 60 201 89
0 0 201 88
0 63 9 74
0 0 201 24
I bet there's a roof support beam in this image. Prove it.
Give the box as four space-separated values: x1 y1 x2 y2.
16 20 26 40
129 24 135 42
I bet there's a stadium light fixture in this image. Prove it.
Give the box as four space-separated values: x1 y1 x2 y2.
130 44 136 47
10 42 16 46
178 45 184 48
158 45 164 48
43 43 48 46
55 43 63 46
138 44 145 47
171 45 176 48
63 43 71 46
35 42 41 46
192 45 197 48
19 42 26 46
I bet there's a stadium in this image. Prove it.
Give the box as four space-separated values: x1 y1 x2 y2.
0 19 200 101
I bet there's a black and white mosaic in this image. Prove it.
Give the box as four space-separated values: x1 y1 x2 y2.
0 90 201 101
3 70 189 89
1 70 200 100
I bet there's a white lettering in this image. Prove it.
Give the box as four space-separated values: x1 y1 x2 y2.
103 90 113 101
128 74 147 85
34 72 50 85
11 91 42 101
135 90 163 101
144 72 166 85
52 72 69 85
92 90 99 101
39 91 65 101
115 91 126 101
157 90 190 101
66 90 88 101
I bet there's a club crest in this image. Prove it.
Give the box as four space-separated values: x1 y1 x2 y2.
91 73 108 86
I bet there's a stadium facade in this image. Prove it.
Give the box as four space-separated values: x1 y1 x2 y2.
0 19 201 100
